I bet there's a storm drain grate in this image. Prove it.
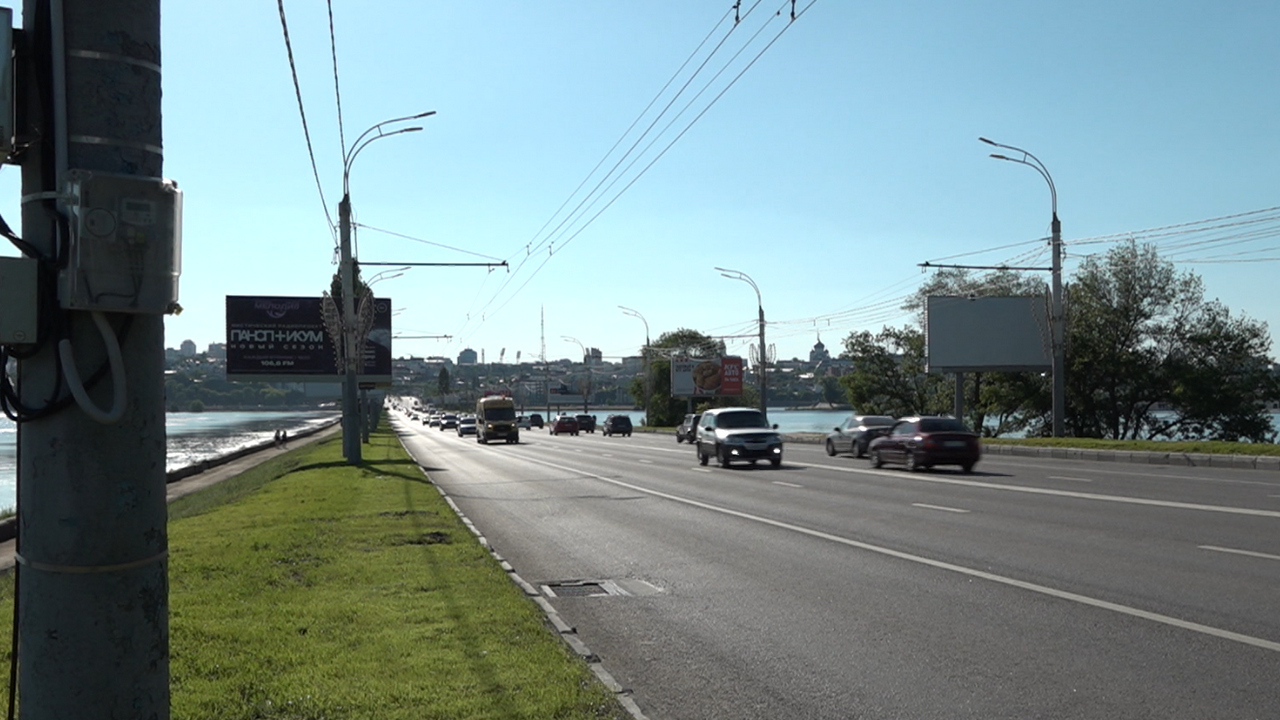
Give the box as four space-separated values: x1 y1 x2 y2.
541 579 663 598
542 581 612 598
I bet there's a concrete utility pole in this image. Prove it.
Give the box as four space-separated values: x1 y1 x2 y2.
339 113 431 462
981 137 1065 437
619 306 650 426
18 1 169 717
716 267 768 421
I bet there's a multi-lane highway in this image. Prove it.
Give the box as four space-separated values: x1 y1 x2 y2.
393 412 1280 719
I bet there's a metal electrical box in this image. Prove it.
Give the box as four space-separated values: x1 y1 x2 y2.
0 255 37 343
59 170 183 313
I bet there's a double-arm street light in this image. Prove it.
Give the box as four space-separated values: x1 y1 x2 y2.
980 136 1064 437
561 335 591 413
338 111 436 463
618 306 650 426
714 267 767 421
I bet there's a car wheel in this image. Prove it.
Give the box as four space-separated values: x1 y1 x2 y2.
855 440 866 459
677 435 684 443
717 445 731 468
962 462 975 474
771 456 782 468
698 443 709 466
870 449 883 468
906 451 922 472
824 439 836 457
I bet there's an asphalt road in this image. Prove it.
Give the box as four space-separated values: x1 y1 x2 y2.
393 413 1280 720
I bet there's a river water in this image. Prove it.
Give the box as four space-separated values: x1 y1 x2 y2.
0 410 340 511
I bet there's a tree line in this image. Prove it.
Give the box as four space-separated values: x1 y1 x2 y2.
836 242 1280 442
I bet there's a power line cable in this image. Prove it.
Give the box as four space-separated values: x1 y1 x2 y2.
327 0 346 157
277 0 336 242
464 1 819 334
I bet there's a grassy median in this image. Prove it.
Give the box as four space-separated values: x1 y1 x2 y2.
0 430 628 720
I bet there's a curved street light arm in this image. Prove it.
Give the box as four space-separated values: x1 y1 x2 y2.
980 137 1057 217
713 266 762 307
344 126 423 194
346 111 436 167
618 305 650 342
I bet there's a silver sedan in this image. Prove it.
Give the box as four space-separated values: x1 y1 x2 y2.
824 414 895 458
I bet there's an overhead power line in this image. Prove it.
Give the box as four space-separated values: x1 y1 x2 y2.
327 0 346 157
276 0 336 242
455 0 821 345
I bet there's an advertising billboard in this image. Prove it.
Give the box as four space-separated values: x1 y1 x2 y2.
671 356 744 397
925 296 1051 373
225 295 392 384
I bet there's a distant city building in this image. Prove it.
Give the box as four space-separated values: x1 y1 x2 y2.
458 348 478 365
206 343 226 359
587 347 603 365
809 335 830 364
179 339 197 357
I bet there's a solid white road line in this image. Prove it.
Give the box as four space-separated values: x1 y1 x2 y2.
1198 545 1280 562
1049 475 1094 483
514 453 1280 654
772 481 804 488
912 503 970 514
785 460 1280 519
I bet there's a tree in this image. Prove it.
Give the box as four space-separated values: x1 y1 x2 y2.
838 325 947 417
437 367 451 398
1066 241 1279 441
639 329 727 426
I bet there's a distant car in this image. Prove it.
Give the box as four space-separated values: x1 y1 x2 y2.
868 416 980 473
428 414 442 428
549 415 579 436
695 407 783 468
825 414 896 458
575 414 597 433
439 413 459 430
528 413 544 429
457 417 477 436
675 413 700 443
516 415 532 430
601 415 632 437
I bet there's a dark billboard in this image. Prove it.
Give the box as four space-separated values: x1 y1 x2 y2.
225 295 392 384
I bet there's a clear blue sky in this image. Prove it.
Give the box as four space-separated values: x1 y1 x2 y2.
4 1 1278 364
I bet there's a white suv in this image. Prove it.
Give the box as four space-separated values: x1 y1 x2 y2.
695 407 784 468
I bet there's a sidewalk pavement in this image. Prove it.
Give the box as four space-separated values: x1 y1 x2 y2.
0 423 343 573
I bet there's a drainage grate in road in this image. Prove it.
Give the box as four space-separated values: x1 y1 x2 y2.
541 579 663 598
543 581 611 598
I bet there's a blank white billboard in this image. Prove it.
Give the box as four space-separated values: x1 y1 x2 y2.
926 296 1051 373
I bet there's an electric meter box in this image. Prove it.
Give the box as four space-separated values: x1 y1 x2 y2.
0 7 13 158
59 170 183 314
0 255 38 344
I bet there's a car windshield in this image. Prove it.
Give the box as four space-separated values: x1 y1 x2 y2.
862 416 895 427
716 410 769 429
918 418 969 432
483 406 516 421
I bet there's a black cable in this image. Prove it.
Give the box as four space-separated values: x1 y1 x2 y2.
277 0 337 240
326 0 346 158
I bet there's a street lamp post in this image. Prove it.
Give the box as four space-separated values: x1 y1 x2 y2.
980 136 1064 437
561 336 590 414
339 112 435 463
714 267 767 422
619 306 650 426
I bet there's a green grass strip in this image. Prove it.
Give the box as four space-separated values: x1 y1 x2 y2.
0 430 629 720
982 436 1280 456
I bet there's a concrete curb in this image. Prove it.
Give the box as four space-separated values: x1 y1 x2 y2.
420 462 650 720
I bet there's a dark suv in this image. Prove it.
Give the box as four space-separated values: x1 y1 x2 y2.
602 415 632 437
695 407 783 468
575 414 597 433
676 413 700 443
